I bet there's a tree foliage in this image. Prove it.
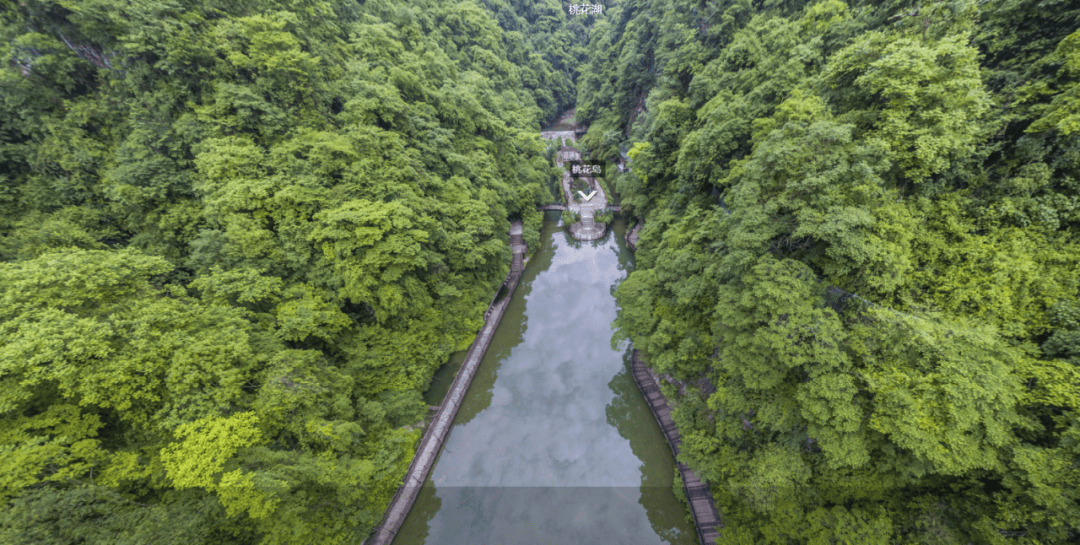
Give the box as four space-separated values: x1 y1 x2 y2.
0 0 578 542
598 0 1080 542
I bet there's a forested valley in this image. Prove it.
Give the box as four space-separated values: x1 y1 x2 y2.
594 0 1080 543
0 0 584 542
2 0 1079 544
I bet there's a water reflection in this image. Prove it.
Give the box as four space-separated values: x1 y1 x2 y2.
396 221 695 545
423 350 467 408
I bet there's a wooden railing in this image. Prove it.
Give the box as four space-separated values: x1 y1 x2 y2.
630 350 723 544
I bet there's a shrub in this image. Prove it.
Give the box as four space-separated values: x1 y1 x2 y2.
594 208 614 225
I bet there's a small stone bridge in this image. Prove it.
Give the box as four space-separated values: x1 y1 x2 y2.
536 204 620 212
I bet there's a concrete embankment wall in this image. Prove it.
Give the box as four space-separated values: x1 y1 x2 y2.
363 223 526 545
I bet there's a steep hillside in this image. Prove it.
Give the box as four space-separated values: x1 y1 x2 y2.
582 0 1080 542
0 0 575 542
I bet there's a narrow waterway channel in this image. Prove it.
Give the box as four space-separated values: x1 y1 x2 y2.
394 219 698 545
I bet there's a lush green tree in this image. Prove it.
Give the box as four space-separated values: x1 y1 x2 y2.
604 0 1080 541
0 0 574 542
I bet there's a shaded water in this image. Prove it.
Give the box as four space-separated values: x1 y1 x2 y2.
423 350 468 408
396 220 697 545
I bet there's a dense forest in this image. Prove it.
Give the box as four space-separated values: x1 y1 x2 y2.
0 0 587 543
3 0 1079 543
590 0 1080 543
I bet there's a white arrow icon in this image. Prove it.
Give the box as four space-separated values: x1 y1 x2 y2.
577 190 597 201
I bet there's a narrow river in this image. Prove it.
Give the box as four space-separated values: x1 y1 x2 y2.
394 219 697 545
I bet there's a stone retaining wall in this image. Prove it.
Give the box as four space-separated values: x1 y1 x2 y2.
362 224 527 545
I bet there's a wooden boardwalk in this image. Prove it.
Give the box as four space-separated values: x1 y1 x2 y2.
630 350 722 545
363 223 527 545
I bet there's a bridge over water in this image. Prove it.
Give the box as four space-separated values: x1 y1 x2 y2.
537 204 621 212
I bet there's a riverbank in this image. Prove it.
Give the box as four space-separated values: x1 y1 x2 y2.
626 216 643 251
391 220 698 544
362 221 528 545
631 350 723 544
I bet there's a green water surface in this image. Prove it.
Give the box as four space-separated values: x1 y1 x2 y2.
394 220 697 545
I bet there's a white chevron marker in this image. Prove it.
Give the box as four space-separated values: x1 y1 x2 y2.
578 190 597 201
